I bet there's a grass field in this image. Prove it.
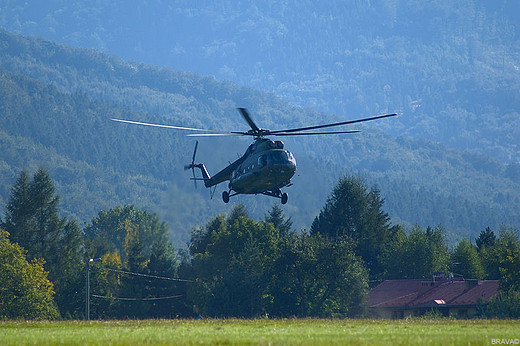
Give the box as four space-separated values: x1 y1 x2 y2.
1 318 519 345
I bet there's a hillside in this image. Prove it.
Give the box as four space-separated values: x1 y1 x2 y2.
1 0 519 163
0 30 519 246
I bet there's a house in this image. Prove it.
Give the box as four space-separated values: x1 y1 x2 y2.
368 276 499 319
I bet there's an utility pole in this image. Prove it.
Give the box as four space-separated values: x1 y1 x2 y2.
86 258 101 320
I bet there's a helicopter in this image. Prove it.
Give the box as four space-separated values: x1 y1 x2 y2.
112 108 396 204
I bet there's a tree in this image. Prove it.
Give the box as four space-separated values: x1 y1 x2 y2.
310 174 397 280
187 204 369 318
51 220 85 318
84 205 179 319
384 225 449 279
0 168 84 318
119 220 150 318
270 231 315 317
29 168 62 262
495 227 520 291
312 235 368 318
188 205 279 317
481 289 520 319
226 235 277 317
84 205 170 263
478 226 520 284
1 170 32 250
499 246 520 292
0 229 59 320
272 233 368 318
476 227 496 252
146 238 181 318
264 204 293 237
1 168 64 261
451 238 485 279
226 203 249 228
189 214 225 257
89 252 123 319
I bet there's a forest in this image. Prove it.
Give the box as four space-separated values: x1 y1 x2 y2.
1 0 519 163
0 29 519 246
1 168 519 319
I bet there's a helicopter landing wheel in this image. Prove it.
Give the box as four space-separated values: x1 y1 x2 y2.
222 191 230 203
281 192 288 205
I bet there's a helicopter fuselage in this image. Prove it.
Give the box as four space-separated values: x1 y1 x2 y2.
194 138 296 202
229 139 296 194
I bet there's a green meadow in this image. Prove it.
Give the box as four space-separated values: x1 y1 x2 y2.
1 318 518 346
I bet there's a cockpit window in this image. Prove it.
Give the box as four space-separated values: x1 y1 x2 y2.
268 150 294 163
258 155 267 167
268 152 284 163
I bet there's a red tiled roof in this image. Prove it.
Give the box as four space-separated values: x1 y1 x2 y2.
369 279 423 308
411 280 466 307
368 278 499 309
450 281 499 306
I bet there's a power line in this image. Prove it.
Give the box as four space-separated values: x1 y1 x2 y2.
102 267 193 282
90 267 192 302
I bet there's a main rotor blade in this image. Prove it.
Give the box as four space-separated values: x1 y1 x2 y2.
238 108 260 133
111 118 232 134
270 113 397 135
272 130 361 136
187 133 246 137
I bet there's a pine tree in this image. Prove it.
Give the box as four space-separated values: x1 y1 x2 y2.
476 227 496 252
2 170 34 253
226 203 249 228
310 174 397 280
264 204 293 237
1 168 84 318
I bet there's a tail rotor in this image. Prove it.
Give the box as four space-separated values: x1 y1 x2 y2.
184 140 199 188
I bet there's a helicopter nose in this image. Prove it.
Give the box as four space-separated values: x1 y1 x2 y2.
277 159 296 177
287 158 296 171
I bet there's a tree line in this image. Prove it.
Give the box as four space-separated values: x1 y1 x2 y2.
1 168 519 319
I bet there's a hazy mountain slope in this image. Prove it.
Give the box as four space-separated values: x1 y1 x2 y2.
0 32 519 246
1 0 519 163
